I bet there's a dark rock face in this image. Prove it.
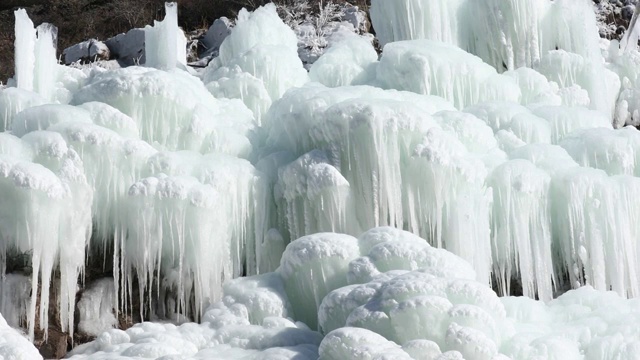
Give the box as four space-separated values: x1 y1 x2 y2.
105 28 146 66
36 329 68 360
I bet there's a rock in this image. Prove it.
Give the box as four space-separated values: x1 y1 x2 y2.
37 328 68 360
623 4 636 20
63 39 110 65
343 5 370 34
200 17 232 58
186 28 207 64
105 28 145 66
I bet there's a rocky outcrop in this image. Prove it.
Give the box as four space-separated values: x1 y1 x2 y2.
104 28 146 66
63 39 110 65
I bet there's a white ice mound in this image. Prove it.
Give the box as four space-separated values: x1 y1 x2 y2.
309 34 378 87
369 0 619 116
68 227 640 359
501 287 640 359
11 104 92 137
203 4 309 121
319 327 415 360
49 121 156 244
0 313 42 359
536 50 620 116
278 232 360 329
73 67 256 154
77 102 140 138
376 40 521 109
70 274 321 360
328 270 505 359
531 105 612 144
265 85 496 280
560 127 640 176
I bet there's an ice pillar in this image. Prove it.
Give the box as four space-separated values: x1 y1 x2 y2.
14 9 36 91
14 10 58 101
34 24 58 101
145 2 187 70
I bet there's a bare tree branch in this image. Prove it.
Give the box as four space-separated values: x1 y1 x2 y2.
0 0 47 11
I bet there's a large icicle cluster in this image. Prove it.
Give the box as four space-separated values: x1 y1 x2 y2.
1 3 270 341
0 131 92 339
370 0 618 116
6 0 640 359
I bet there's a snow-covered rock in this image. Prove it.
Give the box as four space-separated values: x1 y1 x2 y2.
63 39 110 65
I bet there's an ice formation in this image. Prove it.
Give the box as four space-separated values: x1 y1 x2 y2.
0 313 41 359
13 9 59 102
67 228 640 360
202 3 309 122
6 1 640 359
144 2 187 70
76 278 118 336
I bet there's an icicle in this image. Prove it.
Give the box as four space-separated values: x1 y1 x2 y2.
405 127 493 284
488 159 554 301
277 150 358 240
121 152 268 321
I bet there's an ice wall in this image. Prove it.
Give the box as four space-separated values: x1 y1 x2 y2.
372 0 617 115
369 0 468 48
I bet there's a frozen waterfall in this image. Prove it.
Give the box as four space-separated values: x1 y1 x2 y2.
3 1 640 359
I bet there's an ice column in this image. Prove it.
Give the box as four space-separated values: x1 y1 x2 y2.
13 9 36 91
34 24 58 102
145 2 187 70
13 10 58 101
